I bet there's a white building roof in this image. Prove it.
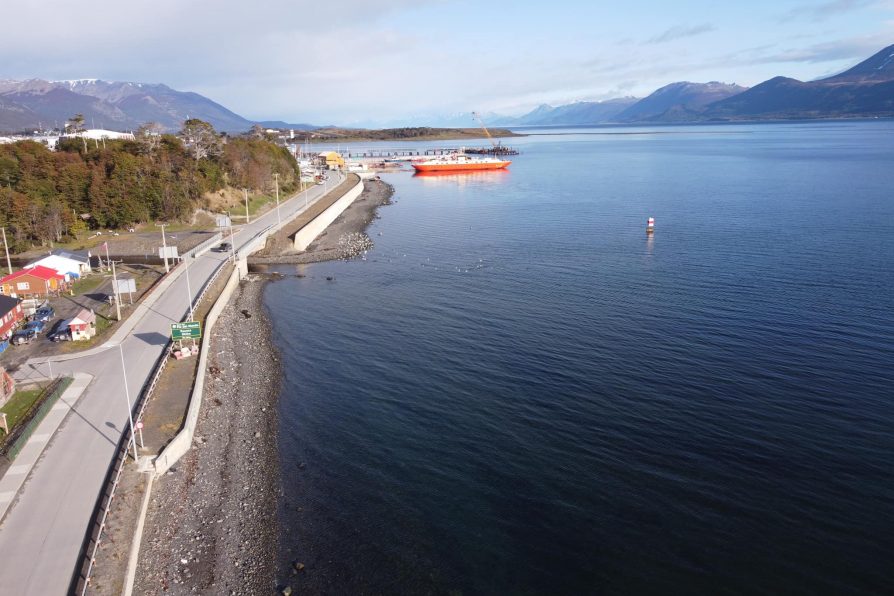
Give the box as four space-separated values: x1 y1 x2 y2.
25 255 87 275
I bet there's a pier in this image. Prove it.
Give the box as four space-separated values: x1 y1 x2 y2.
321 146 519 159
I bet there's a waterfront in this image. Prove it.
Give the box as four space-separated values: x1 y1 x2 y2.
267 122 894 594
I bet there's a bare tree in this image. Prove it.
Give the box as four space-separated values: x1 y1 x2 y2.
136 122 165 155
180 119 222 161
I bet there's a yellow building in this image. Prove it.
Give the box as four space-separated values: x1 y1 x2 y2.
318 151 345 169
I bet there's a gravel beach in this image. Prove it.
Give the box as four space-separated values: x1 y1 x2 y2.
134 277 280 595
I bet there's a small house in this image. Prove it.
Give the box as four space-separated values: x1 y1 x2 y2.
68 309 96 341
0 295 24 341
0 266 67 298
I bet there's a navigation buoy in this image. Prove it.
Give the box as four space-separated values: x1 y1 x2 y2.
646 217 655 234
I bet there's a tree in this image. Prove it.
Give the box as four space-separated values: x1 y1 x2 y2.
136 122 165 155
180 119 222 161
65 114 85 134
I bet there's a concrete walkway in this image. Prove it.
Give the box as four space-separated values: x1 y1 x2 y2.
0 373 93 521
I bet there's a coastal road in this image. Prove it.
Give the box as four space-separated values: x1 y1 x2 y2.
0 173 344 595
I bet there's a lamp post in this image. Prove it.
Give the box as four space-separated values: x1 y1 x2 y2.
118 344 139 462
227 211 236 263
158 223 169 273
274 173 281 228
110 260 122 321
184 254 194 321
244 188 250 224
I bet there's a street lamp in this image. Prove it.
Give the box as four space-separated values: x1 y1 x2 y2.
157 223 169 273
118 344 139 461
274 172 281 228
184 254 194 321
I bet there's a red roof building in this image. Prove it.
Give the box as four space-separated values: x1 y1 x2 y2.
0 266 67 298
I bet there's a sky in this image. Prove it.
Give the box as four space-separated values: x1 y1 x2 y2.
2 0 894 125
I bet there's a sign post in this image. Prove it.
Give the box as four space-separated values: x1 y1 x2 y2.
171 321 202 341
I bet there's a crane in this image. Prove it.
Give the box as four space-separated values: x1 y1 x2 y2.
472 111 500 151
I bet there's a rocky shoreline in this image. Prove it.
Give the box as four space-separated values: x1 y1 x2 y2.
249 178 393 266
134 177 395 594
134 276 280 594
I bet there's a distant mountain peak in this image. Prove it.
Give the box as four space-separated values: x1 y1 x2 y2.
822 43 894 82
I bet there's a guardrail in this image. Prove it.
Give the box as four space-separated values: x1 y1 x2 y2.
72 252 227 594
184 232 223 259
70 336 170 594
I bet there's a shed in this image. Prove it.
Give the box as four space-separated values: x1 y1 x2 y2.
68 309 96 341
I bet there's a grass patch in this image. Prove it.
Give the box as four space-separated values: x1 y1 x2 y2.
70 275 105 296
0 385 45 437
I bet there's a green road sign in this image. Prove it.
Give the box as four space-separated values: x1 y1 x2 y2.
171 321 202 340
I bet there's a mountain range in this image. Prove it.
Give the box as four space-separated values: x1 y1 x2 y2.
493 43 894 126
0 79 315 134
1 44 893 133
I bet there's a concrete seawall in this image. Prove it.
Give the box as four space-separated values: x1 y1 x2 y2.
152 175 359 475
293 178 364 250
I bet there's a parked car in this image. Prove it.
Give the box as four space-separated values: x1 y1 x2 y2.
216 242 232 253
12 328 39 345
48 327 71 342
34 306 55 322
46 320 70 342
24 320 46 333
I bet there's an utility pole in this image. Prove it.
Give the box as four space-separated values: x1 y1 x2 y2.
227 212 236 263
274 173 281 227
244 188 250 224
1 227 12 275
158 223 169 273
110 260 122 321
118 344 139 461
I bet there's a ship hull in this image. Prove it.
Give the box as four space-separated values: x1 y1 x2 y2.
412 160 511 172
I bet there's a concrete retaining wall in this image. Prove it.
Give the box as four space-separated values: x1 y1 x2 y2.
293 179 364 251
153 265 241 476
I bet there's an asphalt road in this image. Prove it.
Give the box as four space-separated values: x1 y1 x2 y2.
0 174 344 595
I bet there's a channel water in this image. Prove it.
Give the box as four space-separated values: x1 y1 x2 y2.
265 122 894 594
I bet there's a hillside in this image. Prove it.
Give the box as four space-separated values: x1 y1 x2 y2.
0 126 299 251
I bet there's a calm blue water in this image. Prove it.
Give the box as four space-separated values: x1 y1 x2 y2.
267 122 894 594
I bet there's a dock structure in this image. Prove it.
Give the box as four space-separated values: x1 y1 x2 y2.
325 146 519 159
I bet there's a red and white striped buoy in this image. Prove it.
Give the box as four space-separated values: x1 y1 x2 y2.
646 217 655 234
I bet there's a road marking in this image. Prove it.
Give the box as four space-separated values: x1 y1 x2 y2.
6 465 31 476
0 491 14 504
51 402 70 412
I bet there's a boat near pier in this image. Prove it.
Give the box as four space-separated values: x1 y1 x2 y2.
411 153 511 173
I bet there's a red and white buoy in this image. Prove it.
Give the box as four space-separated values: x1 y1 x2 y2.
646 217 655 234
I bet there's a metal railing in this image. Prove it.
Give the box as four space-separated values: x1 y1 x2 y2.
72 259 229 594
0 377 73 460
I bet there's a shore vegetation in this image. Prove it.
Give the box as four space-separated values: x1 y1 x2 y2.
0 120 300 252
